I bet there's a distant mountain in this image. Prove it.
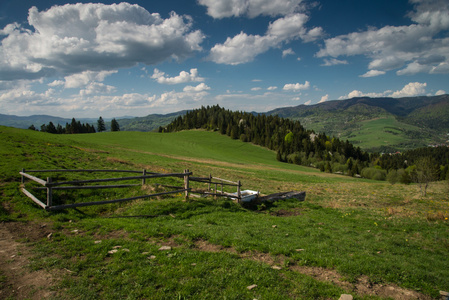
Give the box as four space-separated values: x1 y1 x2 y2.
2 95 448 152
0 114 74 129
0 112 184 132
267 95 449 152
117 111 187 132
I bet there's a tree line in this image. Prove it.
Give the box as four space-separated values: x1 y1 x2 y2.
161 105 449 183
29 117 120 134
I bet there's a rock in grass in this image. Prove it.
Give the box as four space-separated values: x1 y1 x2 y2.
158 246 172 251
339 294 353 300
247 284 257 290
271 265 282 270
108 249 118 254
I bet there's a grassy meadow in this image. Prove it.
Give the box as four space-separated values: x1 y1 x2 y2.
1 125 448 299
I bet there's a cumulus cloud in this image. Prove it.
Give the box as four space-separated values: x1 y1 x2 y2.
63 70 117 89
79 82 116 96
360 70 386 77
318 94 328 103
151 68 204 84
0 3 204 81
283 81 310 91
267 86 277 90
317 0 449 75
304 100 312 105
209 13 322 64
198 0 305 19
435 89 446 95
183 83 211 92
339 82 428 99
389 82 427 98
282 48 295 57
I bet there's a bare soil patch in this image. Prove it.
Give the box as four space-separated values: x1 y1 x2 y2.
0 221 58 299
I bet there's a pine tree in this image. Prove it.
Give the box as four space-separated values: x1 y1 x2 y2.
97 116 106 132
110 118 120 131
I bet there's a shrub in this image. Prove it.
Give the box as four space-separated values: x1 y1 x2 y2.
387 169 399 185
361 167 387 181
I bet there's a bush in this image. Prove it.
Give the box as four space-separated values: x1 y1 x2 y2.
398 168 412 184
387 169 399 185
361 167 387 181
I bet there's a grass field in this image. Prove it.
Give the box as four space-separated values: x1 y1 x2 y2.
341 116 430 151
1 125 448 299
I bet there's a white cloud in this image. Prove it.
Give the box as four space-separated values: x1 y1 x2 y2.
48 80 64 87
389 82 427 98
339 90 388 99
209 13 322 64
304 100 312 105
317 0 449 75
198 0 305 19
283 81 310 91
282 48 295 57
79 82 116 96
0 3 204 81
64 70 117 89
321 58 348 66
267 86 277 90
183 83 211 92
251 87 262 91
151 68 204 84
435 89 446 95
339 82 428 99
360 70 386 77
318 94 328 103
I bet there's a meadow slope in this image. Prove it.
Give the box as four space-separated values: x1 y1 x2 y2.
0 126 448 299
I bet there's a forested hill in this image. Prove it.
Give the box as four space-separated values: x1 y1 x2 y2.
267 95 449 152
163 105 449 181
163 105 371 173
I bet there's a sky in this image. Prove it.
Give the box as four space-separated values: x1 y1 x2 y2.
0 0 448 118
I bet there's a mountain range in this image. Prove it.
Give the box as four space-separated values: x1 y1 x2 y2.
1 95 448 152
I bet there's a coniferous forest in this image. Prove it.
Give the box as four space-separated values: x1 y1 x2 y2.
162 105 449 182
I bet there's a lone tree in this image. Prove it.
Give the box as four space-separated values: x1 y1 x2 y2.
411 157 439 197
110 118 120 132
97 116 106 132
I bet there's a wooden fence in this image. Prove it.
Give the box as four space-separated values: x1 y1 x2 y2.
19 169 242 211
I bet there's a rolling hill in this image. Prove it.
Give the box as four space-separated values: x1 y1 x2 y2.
1 95 448 151
267 94 449 152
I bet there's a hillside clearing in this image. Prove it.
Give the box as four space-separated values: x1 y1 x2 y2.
1 126 448 299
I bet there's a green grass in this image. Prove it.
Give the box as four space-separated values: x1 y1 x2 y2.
1 125 448 299
343 116 429 151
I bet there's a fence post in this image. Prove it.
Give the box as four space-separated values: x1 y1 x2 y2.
208 174 212 192
237 180 241 203
142 169 146 185
21 168 25 184
184 169 189 201
47 177 53 207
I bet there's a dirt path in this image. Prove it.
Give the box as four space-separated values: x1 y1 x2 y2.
0 222 58 299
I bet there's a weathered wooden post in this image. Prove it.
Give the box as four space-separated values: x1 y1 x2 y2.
46 177 53 208
184 169 189 201
237 180 241 203
21 168 25 184
142 169 146 185
208 174 212 192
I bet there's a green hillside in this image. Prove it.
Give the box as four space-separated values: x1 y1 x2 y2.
268 95 449 152
1 126 448 299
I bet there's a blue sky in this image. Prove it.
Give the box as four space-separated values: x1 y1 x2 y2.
0 0 448 118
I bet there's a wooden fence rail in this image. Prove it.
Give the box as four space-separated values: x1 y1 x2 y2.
20 169 243 210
